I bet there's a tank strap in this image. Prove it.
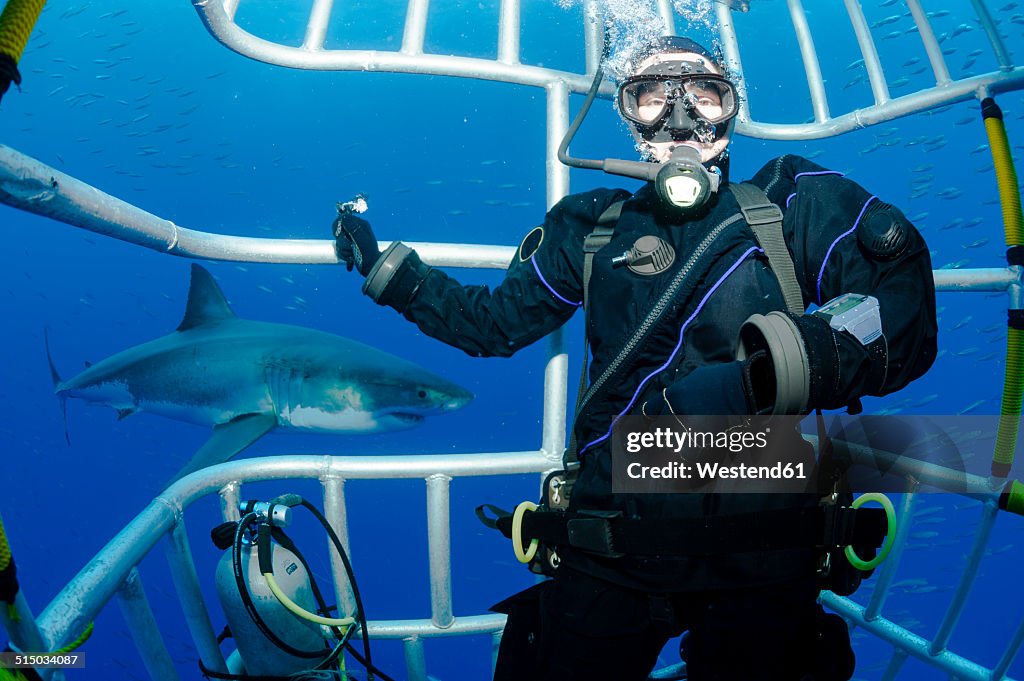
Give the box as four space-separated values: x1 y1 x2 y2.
566 200 625 465
729 183 805 314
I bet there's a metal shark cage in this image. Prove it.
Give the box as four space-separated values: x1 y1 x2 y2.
2 0 1024 679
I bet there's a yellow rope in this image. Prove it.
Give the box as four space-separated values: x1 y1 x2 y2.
0 514 12 572
53 621 94 653
0 0 47 63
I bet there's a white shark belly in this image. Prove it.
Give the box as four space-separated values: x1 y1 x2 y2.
280 405 378 433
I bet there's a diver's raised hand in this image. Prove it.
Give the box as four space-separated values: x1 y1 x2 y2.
332 210 382 276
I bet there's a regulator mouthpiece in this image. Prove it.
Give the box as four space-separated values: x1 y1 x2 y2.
655 145 719 212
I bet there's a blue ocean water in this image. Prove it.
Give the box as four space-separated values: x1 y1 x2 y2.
1 0 1023 679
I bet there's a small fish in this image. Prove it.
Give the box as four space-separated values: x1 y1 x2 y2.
882 30 903 40
971 144 990 154
890 77 911 89
861 143 881 154
913 164 934 173
953 347 980 356
958 399 987 414
964 217 984 228
951 23 974 38
963 238 990 249
908 211 930 222
951 315 973 330
846 58 865 71
941 218 964 231
936 187 962 199
911 531 940 540
871 15 902 28
903 57 921 67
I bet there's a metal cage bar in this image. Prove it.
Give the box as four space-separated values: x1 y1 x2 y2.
426 474 454 629
322 475 357 619
187 0 1024 140
929 499 1001 655
165 520 228 675
863 484 920 622
116 568 180 681
843 0 889 106
786 0 829 123
907 0 951 87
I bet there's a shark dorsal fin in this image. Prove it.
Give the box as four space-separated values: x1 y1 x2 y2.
178 264 237 331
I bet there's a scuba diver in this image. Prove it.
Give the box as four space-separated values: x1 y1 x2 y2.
331 36 937 681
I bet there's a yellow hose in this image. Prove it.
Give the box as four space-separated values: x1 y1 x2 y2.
985 115 1024 247
0 0 45 63
0 0 47 101
0 513 18 621
983 96 1024 477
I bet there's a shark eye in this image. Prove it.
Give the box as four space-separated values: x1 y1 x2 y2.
418 390 427 399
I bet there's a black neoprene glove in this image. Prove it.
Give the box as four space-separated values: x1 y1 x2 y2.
332 212 382 276
644 351 776 417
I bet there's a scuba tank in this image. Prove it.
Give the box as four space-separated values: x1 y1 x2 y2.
207 496 379 680
214 524 329 676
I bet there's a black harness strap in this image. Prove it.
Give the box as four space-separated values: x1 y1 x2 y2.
485 506 888 559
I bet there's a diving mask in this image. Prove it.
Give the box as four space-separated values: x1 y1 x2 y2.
617 61 738 144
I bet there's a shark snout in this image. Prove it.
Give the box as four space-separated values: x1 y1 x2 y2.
443 386 474 412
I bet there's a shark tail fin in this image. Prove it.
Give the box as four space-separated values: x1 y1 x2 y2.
44 328 70 445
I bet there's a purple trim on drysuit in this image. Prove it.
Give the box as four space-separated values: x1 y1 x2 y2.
794 170 845 181
816 195 877 304
577 246 763 456
785 170 843 212
532 257 581 307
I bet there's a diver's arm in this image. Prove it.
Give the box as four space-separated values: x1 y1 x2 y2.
746 156 938 411
350 189 628 358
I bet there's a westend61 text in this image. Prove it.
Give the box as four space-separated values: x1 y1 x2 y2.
627 460 807 480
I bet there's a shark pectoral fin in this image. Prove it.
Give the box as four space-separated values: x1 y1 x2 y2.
116 408 135 421
167 412 277 485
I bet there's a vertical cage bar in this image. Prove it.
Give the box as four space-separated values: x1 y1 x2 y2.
656 0 676 37
715 1 750 125
491 630 503 677
401 0 430 56
786 0 829 123
865 487 920 621
993 612 1024 679
165 521 227 674
971 0 1012 71
843 0 890 106
223 0 241 23
116 568 180 681
906 0 951 86
0 592 48 660
425 474 454 628
542 81 571 462
403 635 428 681
583 0 603 77
303 0 335 51
497 0 521 64
219 482 241 523
322 475 357 618
880 648 909 681
929 499 999 654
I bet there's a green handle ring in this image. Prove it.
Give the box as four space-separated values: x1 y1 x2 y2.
844 493 896 571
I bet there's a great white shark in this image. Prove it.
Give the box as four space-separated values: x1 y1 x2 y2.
46 264 473 482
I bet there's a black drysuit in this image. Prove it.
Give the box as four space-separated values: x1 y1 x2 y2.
372 155 938 680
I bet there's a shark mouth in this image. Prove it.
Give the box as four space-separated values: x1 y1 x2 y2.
387 412 425 425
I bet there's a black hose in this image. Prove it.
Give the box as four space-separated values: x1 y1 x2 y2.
298 500 379 681
233 513 326 659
